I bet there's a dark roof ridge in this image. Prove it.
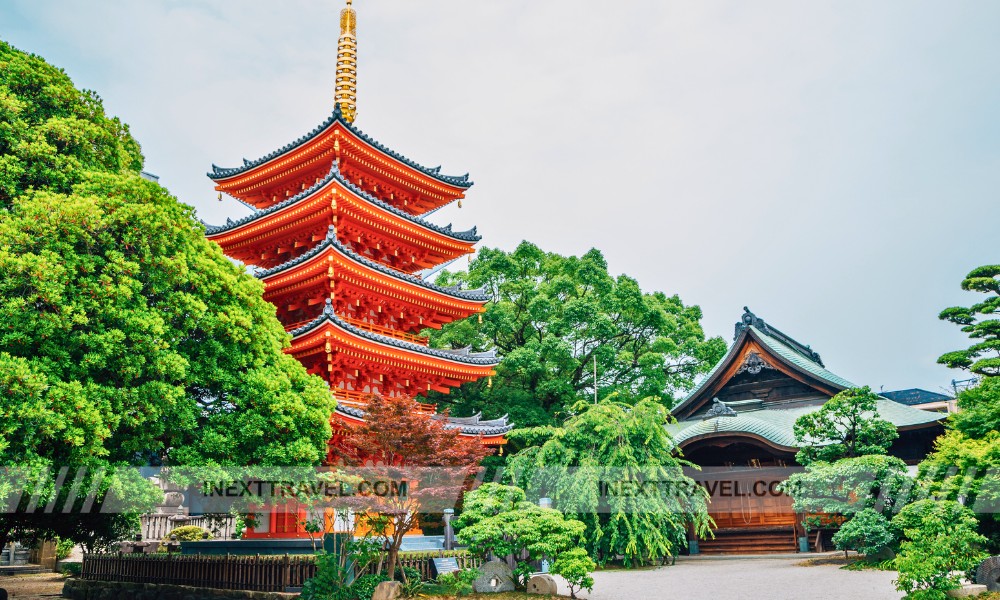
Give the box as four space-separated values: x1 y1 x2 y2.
208 104 472 188
735 307 824 367
336 404 511 435
254 225 488 302
289 299 499 366
204 164 481 243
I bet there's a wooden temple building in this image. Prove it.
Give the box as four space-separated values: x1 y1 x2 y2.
203 0 510 539
668 308 944 554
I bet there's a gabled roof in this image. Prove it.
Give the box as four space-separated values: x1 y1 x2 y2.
208 105 472 188
256 225 488 302
673 308 854 418
202 163 480 242
290 299 499 366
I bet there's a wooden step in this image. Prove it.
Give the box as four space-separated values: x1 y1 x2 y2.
697 527 798 555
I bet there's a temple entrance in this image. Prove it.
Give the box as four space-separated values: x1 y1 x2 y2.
683 438 801 554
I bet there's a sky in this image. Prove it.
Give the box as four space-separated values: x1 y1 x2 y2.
2 0 998 396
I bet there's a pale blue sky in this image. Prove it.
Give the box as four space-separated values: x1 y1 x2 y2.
3 1 998 395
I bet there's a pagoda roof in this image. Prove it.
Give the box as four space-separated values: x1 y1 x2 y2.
666 397 944 452
290 299 499 366
208 105 472 188
203 164 480 242
256 225 488 302
336 404 513 436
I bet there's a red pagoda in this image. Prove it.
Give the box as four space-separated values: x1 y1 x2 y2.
203 0 510 538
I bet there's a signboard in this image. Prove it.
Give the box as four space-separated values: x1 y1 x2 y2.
431 557 461 577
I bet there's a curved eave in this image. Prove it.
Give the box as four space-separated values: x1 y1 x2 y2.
208 107 472 190
257 229 488 304
204 166 480 244
290 304 499 368
333 405 512 437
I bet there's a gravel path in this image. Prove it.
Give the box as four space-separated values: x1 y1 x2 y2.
555 556 902 600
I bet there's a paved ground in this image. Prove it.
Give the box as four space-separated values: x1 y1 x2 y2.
0 573 66 598
555 555 902 600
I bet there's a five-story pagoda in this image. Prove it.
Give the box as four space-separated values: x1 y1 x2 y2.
203 0 506 449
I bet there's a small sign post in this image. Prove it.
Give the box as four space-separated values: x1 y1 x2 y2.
431 557 461 578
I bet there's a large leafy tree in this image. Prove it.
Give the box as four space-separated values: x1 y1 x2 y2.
428 242 725 426
505 398 712 566
938 265 1000 377
792 387 898 465
0 41 142 208
0 40 334 549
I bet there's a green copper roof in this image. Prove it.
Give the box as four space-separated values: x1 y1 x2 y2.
667 398 943 451
751 326 856 390
674 308 856 417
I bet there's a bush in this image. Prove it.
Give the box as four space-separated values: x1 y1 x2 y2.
436 568 479 597
892 500 988 599
163 525 212 542
551 548 596 599
349 574 389 600
395 565 422 583
831 509 896 557
55 537 75 560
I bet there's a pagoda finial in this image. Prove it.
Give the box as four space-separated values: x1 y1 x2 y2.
335 0 358 123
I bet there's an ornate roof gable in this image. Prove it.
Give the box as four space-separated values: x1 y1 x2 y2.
672 308 854 420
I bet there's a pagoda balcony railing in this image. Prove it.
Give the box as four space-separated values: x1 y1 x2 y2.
282 316 429 347
341 316 429 346
334 389 436 414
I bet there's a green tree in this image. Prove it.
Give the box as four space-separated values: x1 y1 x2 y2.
505 398 712 566
780 454 912 517
830 508 895 557
792 387 898 465
0 41 143 208
456 483 589 587
948 376 1000 439
427 242 725 425
938 265 1000 377
892 500 987 600
550 547 596 599
0 40 335 550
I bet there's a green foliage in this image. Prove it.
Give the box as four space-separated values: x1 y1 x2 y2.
55 537 75 560
349 574 389 600
427 242 725 425
0 41 143 208
301 552 352 600
505 399 711 566
892 500 987 600
163 525 211 542
550 547 595 599
793 387 898 465
0 41 334 551
457 485 587 586
949 377 1000 439
830 508 895 557
780 454 911 516
435 568 479 597
938 265 1000 377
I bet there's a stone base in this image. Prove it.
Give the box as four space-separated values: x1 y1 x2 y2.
371 580 402 600
946 584 988 598
62 579 299 600
527 574 558 595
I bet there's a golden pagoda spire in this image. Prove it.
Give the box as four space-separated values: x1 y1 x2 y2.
335 0 358 123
